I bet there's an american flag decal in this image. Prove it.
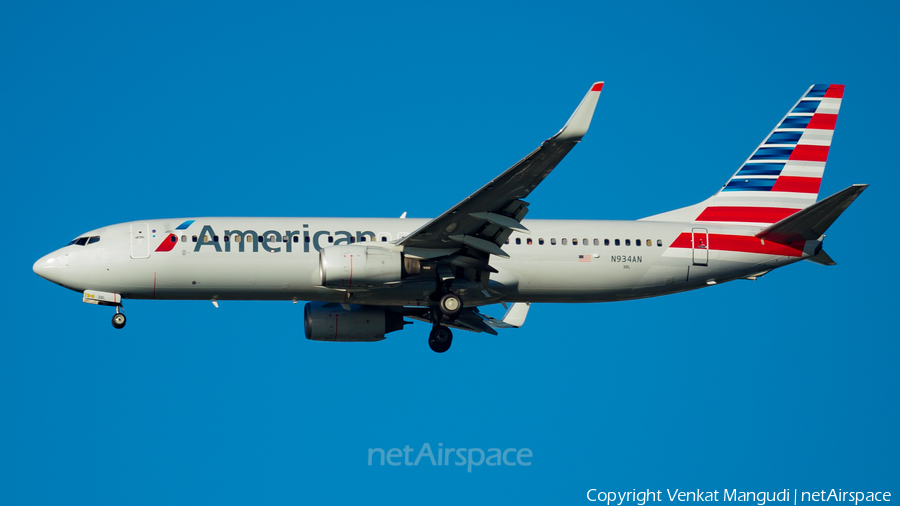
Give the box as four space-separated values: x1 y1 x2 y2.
578 255 591 262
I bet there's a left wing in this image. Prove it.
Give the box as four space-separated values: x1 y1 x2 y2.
398 82 604 263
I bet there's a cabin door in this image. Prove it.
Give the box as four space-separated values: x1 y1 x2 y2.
692 228 708 266
131 223 150 259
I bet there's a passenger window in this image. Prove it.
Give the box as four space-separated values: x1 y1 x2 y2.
657 239 663 247
615 239 620 246
350 236 355 243
360 236 366 242
527 238 532 245
328 236 334 243
647 239 652 247
235 235 242 243
213 235 219 243
181 235 187 242
505 239 509 244
293 236 299 243
305 236 311 243
583 238 588 246
594 238 599 246
88 236 101 244
551 238 556 245
635 239 641 246
573 238 578 245
562 238 567 245
539 238 544 245
224 236 229 243
169 235 176 243
192 236 198 243
283 236 288 243
516 238 521 245
625 239 630 246
381 236 387 242
604 239 609 246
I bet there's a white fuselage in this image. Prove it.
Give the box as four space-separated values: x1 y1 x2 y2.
33 217 815 307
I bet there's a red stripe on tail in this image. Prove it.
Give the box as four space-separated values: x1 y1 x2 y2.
824 84 844 99
807 113 837 130
771 176 821 193
696 206 799 224
789 145 830 162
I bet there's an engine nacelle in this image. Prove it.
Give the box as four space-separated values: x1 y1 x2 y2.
319 245 414 287
304 302 406 342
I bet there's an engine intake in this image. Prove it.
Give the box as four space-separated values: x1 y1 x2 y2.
304 302 406 342
319 245 419 287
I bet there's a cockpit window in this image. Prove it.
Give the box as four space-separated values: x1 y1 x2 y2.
88 236 100 244
68 237 89 246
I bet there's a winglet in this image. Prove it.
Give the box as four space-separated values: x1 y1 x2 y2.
550 82 604 142
501 302 530 328
479 302 531 330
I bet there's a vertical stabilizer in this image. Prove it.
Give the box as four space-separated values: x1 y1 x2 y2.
642 84 844 225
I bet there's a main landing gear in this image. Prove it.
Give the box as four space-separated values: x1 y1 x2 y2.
438 292 462 318
427 279 463 353
429 325 453 353
111 306 126 329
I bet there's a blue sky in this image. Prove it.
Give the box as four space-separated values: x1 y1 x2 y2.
2 1 897 504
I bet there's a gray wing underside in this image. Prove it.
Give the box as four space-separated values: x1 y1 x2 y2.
406 302 531 335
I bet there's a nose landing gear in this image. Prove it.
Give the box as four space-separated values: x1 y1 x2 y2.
111 306 126 329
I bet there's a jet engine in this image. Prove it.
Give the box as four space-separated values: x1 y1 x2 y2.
304 302 407 342
318 245 419 287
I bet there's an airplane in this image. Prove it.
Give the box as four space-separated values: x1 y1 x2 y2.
33 82 866 353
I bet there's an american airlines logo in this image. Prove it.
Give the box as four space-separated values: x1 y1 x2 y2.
156 223 383 254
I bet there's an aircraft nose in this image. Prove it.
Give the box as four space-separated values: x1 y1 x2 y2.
33 251 65 282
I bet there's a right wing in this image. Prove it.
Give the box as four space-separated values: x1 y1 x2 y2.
398 82 604 265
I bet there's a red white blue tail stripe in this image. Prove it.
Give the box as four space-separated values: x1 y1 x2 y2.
694 84 843 225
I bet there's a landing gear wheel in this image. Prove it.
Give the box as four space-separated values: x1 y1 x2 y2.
111 312 127 329
428 325 453 353
439 292 462 318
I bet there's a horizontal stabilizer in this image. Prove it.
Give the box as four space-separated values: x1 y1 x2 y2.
806 249 836 266
756 184 867 243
